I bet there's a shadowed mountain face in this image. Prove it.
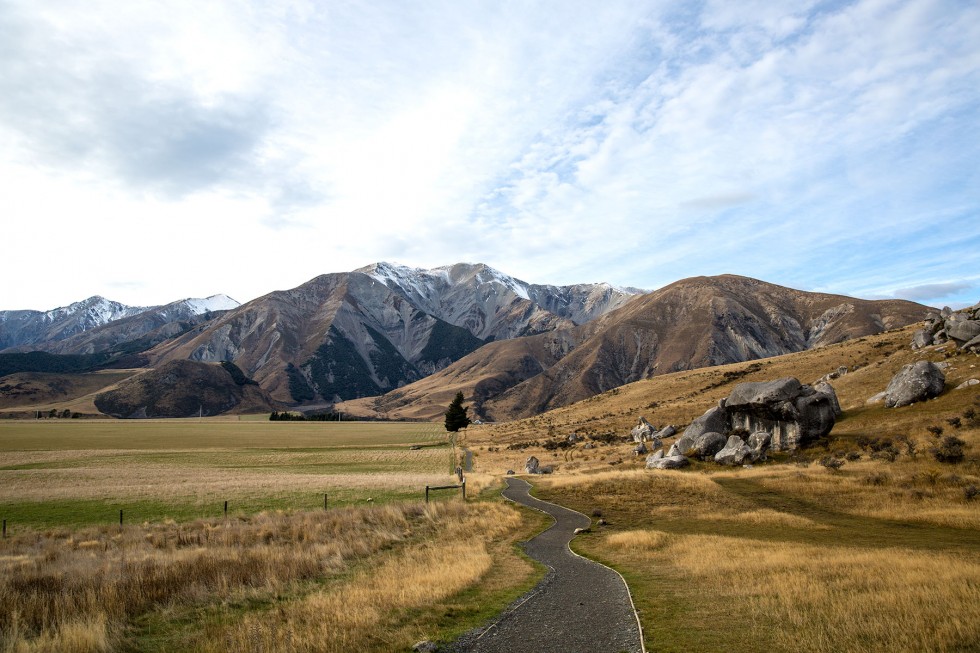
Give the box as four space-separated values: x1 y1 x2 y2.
94 360 274 418
340 275 928 421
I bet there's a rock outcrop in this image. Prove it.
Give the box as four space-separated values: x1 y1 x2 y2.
674 377 836 458
881 361 946 408
714 435 753 466
631 417 656 442
525 456 540 474
912 302 980 351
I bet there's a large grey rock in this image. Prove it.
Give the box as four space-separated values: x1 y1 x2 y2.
813 381 842 417
714 435 752 466
667 443 682 457
675 406 727 453
963 334 980 351
690 431 727 459
645 449 665 468
633 442 648 456
948 320 980 345
883 361 945 408
658 425 677 439
726 377 836 450
726 378 804 407
912 328 933 349
631 417 656 443
648 454 690 470
525 456 540 474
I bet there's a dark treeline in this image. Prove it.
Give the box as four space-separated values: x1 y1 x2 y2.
269 410 342 422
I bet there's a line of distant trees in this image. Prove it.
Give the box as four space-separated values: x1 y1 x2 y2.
269 411 342 421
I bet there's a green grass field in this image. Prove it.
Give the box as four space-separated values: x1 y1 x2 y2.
0 419 458 528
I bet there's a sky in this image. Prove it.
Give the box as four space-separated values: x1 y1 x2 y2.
1 0 978 312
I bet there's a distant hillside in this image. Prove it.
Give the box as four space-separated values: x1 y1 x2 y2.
94 360 275 418
340 275 928 421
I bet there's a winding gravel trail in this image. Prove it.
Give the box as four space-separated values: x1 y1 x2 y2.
448 477 644 653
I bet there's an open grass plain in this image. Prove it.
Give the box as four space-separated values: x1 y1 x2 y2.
0 420 548 652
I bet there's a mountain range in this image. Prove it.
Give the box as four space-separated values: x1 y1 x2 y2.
0 264 929 419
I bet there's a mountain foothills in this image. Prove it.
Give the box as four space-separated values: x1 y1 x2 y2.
0 264 929 419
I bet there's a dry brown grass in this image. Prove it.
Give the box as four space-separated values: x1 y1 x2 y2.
603 529 980 652
0 501 524 653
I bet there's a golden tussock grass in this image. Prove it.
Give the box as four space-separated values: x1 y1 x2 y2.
0 501 522 653
603 529 980 652
210 502 522 653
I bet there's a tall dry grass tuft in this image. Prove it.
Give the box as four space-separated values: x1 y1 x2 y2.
0 501 518 652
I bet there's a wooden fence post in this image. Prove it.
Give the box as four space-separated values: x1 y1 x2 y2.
324 493 328 511
462 479 466 501
119 510 123 527
425 486 430 503
224 500 228 518
2 519 6 538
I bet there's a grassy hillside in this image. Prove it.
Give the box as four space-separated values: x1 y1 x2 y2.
459 322 980 653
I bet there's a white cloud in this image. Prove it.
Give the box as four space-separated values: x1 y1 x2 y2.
0 0 978 311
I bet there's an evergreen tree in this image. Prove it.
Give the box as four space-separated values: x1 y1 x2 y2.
444 391 471 432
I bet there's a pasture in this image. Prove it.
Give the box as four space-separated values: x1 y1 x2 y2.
0 419 458 528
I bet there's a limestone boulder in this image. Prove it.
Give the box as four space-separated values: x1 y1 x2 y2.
633 442 648 456
525 456 540 474
725 377 836 450
883 361 945 408
948 320 980 345
689 431 727 459
674 406 727 453
645 450 664 468
648 454 690 470
658 425 677 439
714 435 752 466
631 417 656 443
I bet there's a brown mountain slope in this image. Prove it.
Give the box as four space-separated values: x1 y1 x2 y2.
341 275 928 421
94 360 276 418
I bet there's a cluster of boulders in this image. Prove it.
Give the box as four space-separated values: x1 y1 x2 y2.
912 304 980 351
647 377 837 469
630 417 676 455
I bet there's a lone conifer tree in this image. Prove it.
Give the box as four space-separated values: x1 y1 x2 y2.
444 391 471 432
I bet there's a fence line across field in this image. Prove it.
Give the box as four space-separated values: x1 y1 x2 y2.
2 485 467 535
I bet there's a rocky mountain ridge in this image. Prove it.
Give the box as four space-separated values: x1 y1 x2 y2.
0 295 239 353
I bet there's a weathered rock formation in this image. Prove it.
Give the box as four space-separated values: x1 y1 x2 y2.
881 361 946 408
912 302 980 351
646 449 690 469
525 456 540 474
631 417 656 442
676 377 837 454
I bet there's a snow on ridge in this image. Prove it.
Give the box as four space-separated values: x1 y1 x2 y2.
182 294 240 315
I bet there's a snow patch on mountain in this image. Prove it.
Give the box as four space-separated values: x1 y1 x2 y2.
182 295 240 315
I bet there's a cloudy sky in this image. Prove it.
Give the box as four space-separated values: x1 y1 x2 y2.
1 0 978 311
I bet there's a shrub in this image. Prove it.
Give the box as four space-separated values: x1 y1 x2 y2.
946 417 962 429
931 436 966 464
965 485 979 501
862 471 890 486
845 451 862 461
926 425 944 438
818 456 846 472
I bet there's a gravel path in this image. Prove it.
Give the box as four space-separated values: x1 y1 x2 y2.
447 477 644 653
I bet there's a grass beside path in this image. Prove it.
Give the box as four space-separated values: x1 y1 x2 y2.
539 467 980 653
